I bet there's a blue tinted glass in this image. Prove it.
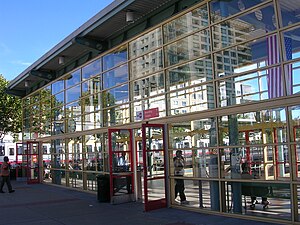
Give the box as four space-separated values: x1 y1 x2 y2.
82 59 101 80
66 69 81 89
210 0 268 22
103 64 128 89
66 85 81 103
103 46 127 71
52 79 64 95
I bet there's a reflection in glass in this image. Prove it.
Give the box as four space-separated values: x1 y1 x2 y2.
129 28 162 58
169 118 217 149
218 70 269 107
103 84 129 107
82 77 101 97
52 92 64 107
82 59 101 80
133 95 166 122
163 4 208 43
130 49 163 79
103 45 127 71
165 29 210 67
65 85 81 104
279 0 300 28
212 3 275 50
132 72 164 100
66 69 81 89
66 101 81 117
82 93 101 114
210 0 269 23
83 112 102 130
52 79 64 95
103 104 130 126
168 83 215 115
103 64 128 89
167 56 213 90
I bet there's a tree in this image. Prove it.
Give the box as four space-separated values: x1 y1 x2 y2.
0 74 22 140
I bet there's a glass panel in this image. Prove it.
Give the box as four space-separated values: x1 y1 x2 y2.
103 84 129 107
279 0 300 27
52 79 64 95
166 56 213 90
282 28 300 62
169 119 217 149
82 93 101 113
103 64 128 89
51 106 64 135
163 4 209 43
218 71 269 107
221 145 289 180
66 69 81 89
210 0 269 23
214 35 281 78
212 3 276 50
129 27 162 58
168 83 215 115
132 72 164 100
82 59 101 80
103 104 130 126
82 76 101 97
171 179 219 211
225 181 291 220
82 112 102 130
132 95 166 122
66 85 81 104
51 139 65 185
289 105 300 180
52 92 64 108
165 29 210 67
103 45 127 71
66 101 81 117
219 109 287 146
147 179 165 201
130 49 163 79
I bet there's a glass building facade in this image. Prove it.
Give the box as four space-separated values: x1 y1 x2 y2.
17 0 300 224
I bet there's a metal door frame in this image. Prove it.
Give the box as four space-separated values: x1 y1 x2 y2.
142 123 167 211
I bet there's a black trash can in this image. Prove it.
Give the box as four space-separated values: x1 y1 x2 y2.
97 174 110 202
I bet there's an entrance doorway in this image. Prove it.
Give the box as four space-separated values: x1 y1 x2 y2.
108 124 167 211
108 129 134 204
16 141 40 184
142 123 167 211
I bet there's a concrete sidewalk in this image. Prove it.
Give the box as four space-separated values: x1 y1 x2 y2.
0 180 279 225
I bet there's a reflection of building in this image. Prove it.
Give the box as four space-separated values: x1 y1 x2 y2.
6 0 300 224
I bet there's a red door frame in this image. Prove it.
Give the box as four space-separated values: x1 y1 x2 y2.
16 141 40 184
142 123 167 211
108 129 134 199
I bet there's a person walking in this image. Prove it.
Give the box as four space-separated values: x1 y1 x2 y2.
0 156 15 193
174 150 188 204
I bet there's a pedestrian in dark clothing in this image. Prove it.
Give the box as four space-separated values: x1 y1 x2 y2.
174 150 188 204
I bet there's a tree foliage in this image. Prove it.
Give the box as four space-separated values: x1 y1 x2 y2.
0 74 22 136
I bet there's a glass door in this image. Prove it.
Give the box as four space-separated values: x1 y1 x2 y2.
108 129 134 204
16 141 40 184
142 123 167 211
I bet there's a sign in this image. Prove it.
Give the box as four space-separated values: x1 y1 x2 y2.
143 108 159 120
136 111 143 120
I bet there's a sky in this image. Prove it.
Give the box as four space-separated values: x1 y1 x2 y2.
0 0 114 81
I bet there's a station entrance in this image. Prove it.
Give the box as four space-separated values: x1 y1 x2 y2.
108 123 167 211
